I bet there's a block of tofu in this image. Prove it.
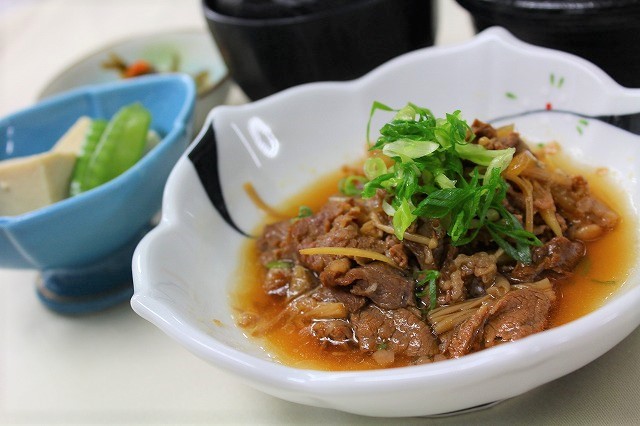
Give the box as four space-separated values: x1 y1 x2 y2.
0 151 77 216
0 117 91 216
52 116 91 155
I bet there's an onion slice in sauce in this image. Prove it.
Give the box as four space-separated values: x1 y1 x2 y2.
298 247 399 268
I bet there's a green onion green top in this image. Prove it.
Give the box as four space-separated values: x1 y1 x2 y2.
348 102 541 264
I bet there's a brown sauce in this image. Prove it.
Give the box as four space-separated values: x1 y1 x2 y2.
231 156 636 371
543 153 636 327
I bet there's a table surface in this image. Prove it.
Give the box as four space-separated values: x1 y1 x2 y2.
1 1 639 425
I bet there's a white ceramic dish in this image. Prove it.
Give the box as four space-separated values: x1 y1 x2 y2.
131 28 640 417
38 29 231 131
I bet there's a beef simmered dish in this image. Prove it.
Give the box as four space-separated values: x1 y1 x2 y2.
234 103 633 370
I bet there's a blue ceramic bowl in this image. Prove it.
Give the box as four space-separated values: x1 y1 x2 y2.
0 74 195 313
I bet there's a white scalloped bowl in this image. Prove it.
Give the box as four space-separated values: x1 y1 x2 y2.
131 28 640 417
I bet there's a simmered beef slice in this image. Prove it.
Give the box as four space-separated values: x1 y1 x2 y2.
300 229 390 273
472 119 528 153
319 258 352 286
438 251 498 304
310 319 355 346
295 286 364 347
333 262 415 309
507 236 585 283
351 305 439 358
471 119 497 139
386 240 410 269
263 266 292 296
404 240 444 271
292 199 392 273
311 285 367 314
482 288 552 347
258 191 415 282
443 304 490 358
445 288 553 357
258 198 360 267
550 175 619 239
263 265 317 298
403 218 446 270
292 198 356 244
257 220 296 265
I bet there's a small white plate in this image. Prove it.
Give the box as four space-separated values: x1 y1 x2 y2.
38 29 231 130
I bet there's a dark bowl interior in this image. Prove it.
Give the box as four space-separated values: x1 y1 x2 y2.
202 0 437 100
456 0 640 87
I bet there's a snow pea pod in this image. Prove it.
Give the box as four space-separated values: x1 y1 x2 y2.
69 118 108 196
81 103 151 192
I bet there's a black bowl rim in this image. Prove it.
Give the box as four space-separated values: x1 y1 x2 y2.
202 0 427 27
456 0 640 18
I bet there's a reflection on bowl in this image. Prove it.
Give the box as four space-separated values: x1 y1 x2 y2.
1 74 195 314
38 29 229 130
131 29 640 416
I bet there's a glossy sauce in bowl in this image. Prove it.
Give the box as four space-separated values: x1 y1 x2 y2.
231 153 636 371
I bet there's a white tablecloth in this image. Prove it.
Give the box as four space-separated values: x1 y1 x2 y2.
1 1 638 424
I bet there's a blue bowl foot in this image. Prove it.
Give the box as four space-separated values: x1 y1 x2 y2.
35 224 152 315
36 278 133 315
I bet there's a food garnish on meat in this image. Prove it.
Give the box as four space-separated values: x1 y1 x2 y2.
239 103 620 368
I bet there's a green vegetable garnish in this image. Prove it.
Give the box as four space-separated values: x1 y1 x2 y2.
69 118 108 196
291 205 314 223
75 103 151 193
363 157 387 180
352 102 541 264
297 205 313 218
415 269 440 311
376 342 388 350
339 175 367 196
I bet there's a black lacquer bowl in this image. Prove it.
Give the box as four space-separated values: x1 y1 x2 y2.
202 0 437 100
456 0 640 87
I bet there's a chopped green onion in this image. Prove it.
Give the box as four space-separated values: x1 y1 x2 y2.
297 205 313 218
339 175 367 196
355 102 541 262
382 139 439 161
363 157 388 180
382 200 396 217
455 142 514 168
392 198 416 240
483 149 515 184
415 270 440 311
